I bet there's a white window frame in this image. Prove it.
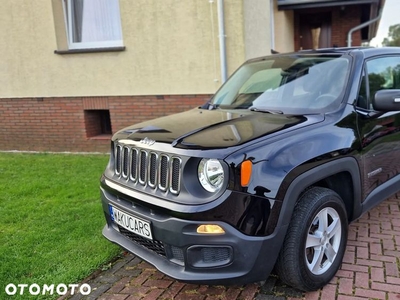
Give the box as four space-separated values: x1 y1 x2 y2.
62 0 124 50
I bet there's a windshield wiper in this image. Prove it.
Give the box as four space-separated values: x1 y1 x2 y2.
249 106 283 114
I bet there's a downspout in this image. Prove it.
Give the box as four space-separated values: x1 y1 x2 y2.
270 0 275 50
217 0 228 83
347 10 382 47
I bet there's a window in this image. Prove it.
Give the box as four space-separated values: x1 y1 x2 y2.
62 0 123 50
84 110 112 138
211 55 350 114
360 56 400 110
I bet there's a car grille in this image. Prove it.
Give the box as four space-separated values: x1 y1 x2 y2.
114 144 182 195
118 226 166 257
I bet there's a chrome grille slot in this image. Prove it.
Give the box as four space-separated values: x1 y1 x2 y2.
122 147 129 178
115 145 122 175
130 148 138 182
114 143 182 195
158 155 169 191
139 150 147 185
148 152 158 188
170 157 182 194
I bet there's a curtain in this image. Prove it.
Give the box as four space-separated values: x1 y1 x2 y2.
70 0 122 43
72 0 84 42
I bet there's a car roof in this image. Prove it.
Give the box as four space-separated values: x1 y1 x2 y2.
299 47 400 57
247 47 400 63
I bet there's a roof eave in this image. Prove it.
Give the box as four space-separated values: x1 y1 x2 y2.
277 0 379 10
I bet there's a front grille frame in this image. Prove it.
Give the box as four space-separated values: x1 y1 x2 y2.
114 143 183 196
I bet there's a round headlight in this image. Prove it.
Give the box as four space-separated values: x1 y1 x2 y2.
198 159 225 193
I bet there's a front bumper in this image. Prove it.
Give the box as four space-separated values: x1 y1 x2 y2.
101 186 288 285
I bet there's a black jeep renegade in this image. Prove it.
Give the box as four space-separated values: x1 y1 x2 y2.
101 47 400 291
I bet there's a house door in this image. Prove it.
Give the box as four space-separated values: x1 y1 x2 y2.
299 13 332 50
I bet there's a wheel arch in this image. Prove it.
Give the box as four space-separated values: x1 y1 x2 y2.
277 157 362 231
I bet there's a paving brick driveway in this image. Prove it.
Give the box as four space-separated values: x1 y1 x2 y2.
65 195 400 300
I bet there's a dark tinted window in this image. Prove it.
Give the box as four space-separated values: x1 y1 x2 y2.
366 56 400 109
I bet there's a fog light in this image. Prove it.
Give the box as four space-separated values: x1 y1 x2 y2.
197 224 225 234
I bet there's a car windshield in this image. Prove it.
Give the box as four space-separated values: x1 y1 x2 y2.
210 54 350 114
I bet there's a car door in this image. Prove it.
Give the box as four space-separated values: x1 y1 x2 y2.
356 55 400 200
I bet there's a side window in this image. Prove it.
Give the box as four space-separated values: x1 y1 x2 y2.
62 0 123 50
365 56 400 109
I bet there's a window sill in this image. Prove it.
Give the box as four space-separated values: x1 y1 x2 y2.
55 46 125 55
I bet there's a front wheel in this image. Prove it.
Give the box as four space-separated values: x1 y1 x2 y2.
275 187 348 291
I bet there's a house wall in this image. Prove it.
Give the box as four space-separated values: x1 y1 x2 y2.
0 0 277 153
0 95 209 152
331 5 363 47
274 1 295 53
0 0 248 99
243 0 273 60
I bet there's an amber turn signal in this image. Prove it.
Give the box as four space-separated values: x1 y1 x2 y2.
197 224 225 234
241 160 252 187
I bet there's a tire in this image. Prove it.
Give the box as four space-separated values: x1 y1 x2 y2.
275 187 348 291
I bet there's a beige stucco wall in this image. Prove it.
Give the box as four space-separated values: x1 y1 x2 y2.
273 1 295 53
0 0 249 98
243 0 272 60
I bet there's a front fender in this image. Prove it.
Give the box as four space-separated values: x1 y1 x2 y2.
225 122 357 199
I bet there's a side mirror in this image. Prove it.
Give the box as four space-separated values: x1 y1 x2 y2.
373 90 400 111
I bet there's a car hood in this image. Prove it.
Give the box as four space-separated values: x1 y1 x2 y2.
113 108 324 149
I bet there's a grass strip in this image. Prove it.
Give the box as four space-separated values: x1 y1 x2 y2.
0 153 120 299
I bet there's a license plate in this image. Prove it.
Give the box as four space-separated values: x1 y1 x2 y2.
109 205 153 240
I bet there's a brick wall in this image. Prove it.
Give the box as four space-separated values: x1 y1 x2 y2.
331 5 362 47
294 5 362 50
0 95 209 153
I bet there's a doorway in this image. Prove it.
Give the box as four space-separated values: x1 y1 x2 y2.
299 12 332 50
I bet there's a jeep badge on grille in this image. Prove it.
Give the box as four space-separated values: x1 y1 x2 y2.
140 137 156 146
